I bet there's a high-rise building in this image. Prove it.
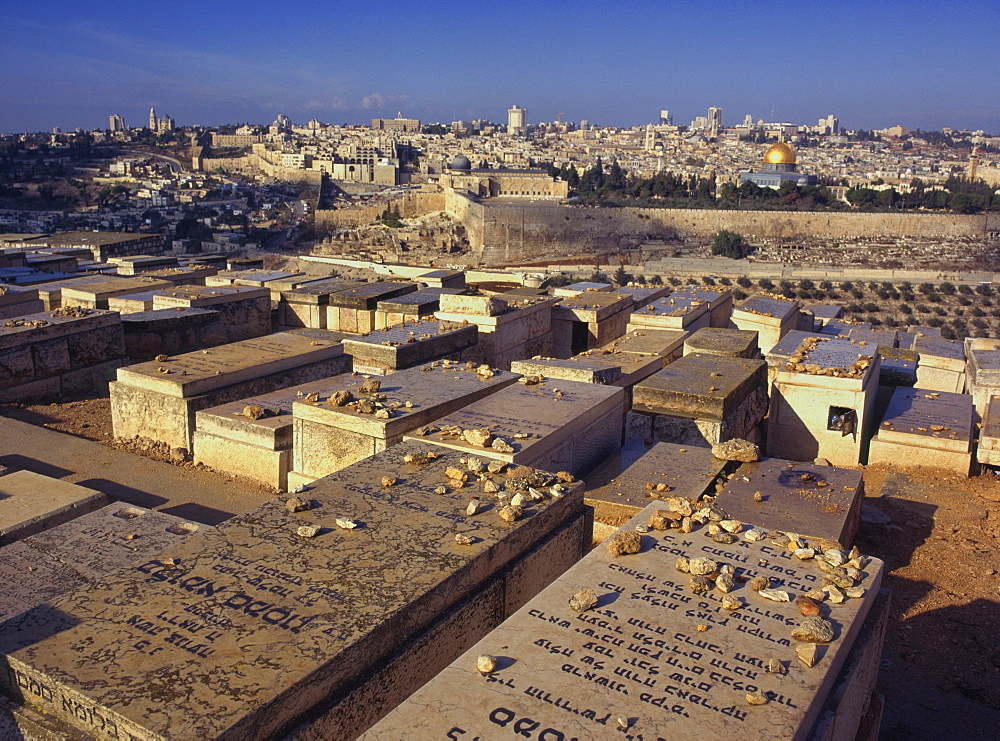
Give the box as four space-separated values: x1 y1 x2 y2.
659 110 672 125
579 119 590 131
818 114 839 134
707 106 723 133
109 114 125 132
507 105 527 135
148 108 157 131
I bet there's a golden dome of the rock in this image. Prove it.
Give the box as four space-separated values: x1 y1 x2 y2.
763 142 796 165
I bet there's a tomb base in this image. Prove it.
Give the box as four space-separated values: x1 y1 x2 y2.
867 437 975 476
193 432 290 490
626 385 768 448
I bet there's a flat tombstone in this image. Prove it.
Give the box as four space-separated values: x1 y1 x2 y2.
584 439 726 525
870 387 973 472
510 357 623 386
206 270 303 287
0 440 583 741
152 285 270 309
551 282 612 297
0 471 107 546
341 320 479 373
913 336 965 372
407 379 625 477
362 503 885 740
810 305 844 325
633 354 767 421
714 458 865 549
612 284 672 309
438 293 506 317
599 328 688 359
629 294 711 331
685 327 760 359
60 277 174 309
327 282 419 310
876 346 917 387
977 395 1000 465
848 327 896 349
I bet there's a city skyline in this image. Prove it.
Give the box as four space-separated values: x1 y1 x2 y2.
2 0 998 134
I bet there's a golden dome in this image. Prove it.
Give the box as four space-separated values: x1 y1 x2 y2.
763 142 796 165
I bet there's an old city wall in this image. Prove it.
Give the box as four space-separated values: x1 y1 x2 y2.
314 190 447 229
447 193 994 264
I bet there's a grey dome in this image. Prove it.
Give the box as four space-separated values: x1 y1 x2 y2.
449 155 472 170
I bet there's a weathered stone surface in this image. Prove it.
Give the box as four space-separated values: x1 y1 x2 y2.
342 320 478 373
511 357 623 386
362 504 884 740
711 438 760 462
0 471 107 546
685 327 760 359
438 293 506 317
326 281 419 310
714 457 865 548
877 346 918 387
0 441 584 741
633 353 767 421
60 277 174 309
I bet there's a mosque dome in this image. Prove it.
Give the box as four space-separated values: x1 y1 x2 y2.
449 155 472 171
763 142 796 165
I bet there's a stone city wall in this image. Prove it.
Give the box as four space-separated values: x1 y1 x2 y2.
445 193 995 264
314 190 446 229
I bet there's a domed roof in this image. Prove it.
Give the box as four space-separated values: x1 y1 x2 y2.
763 142 796 165
449 155 472 170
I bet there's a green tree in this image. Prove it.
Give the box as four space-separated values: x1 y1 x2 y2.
613 265 630 286
711 229 750 259
736 276 752 288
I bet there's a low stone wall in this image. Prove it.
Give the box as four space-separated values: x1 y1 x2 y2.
120 308 227 360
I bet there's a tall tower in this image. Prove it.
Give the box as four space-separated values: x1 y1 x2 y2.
109 114 125 132
659 110 672 125
507 105 527 135
149 107 157 131
707 106 722 134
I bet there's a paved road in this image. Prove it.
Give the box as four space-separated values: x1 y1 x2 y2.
0 416 274 525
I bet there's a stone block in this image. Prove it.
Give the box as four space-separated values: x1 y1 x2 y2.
326 281 419 311
407 379 625 478
0 441 584 741
630 384 769 449
913 336 965 373
628 293 711 331
121 308 226 361
611 284 672 309
511 357 623 385
439 293 506 317
342 320 479 374
731 294 800 352
60 277 174 310
291 365 519 480
716 457 865 549
0 471 107 546
877 346 918 388
684 327 760 358
583 439 726 526
362 504 886 740
977 395 1000 466
107 290 164 314
633 353 768 421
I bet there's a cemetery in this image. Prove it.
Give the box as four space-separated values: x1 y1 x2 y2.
0 260 998 738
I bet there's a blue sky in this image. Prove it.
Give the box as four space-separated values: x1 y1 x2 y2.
2 0 997 134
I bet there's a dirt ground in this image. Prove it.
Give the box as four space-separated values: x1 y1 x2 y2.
2 396 999 736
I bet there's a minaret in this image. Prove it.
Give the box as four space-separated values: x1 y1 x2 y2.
149 107 157 131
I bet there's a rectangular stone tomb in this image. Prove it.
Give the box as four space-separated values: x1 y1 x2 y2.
0 471 107 546
552 281 613 297
876 346 917 388
327 282 420 334
628 293 711 332
107 290 166 314
767 338 880 468
511 357 625 386
672 285 734 328
810 305 844 326
583 439 727 527
715 458 865 549
867 387 974 476
913 336 966 394
60 277 174 309
278 281 365 329
362 503 885 741
373 289 462 331
612 284 672 309
766 330 822 380
152 285 272 344
0 440 588 741
341 319 479 375
438 296 559 370
405 379 625 478
848 327 897 349
977 395 1000 466
291 364 520 481
731 295 800 353
0 285 44 319
965 347 1000 422
205 269 304 288
0 309 127 402
0 504 208 623
819 319 868 339
629 354 768 448
685 327 759 359
111 332 349 450
550 292 634 358
27 276 99 311
193 374 356 490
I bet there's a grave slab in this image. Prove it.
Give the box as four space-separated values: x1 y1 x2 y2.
551 281 613 297
0 471 107 546
60 277 174 310
731 294 800 352
342 319 479 375
628 293 711 332
406 379 625 478
292 364 520 480
511 357 623 385
612 284 672 309
363 503 885 741
877 346 918 388
0 504 208 623
976 395 1000 466
583 439 727 526
205 269 304 288
685 327 760 359
0 285 44 319
111 332 349 450
716 458 865 549
671 285 734 328
633 354 767 421
0 441 585 741
438 296 559 370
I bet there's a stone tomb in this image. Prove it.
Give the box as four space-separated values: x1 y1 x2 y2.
26 276 100 311
511 356 625 386
205 269 304 289
848 327 897 349
965 346 1000 423
0 471 107 546
765 330 821 386
731 294 800 353
152 285 271 343
406 379 625 478
685 327 760 359
550 292 634 358
584 439 727 528
193 374 356 491
767 337 880 467
913 336 966 394
628 293 711 333
629 354 769 448
437 295 559 370
290 364 520 484
106 289 166 314
673 285 734 328
867 388 974 476
277 281 363 329
0 504 207 623
374 287 464 329
0 284 44 319
715 458 865 549
0 441 588 741
363 503 885 740
612 284 672 310
60 276 174 310
976 395 1000 466
326 281 420 334
341 319 480 375
810 304 844 328
0 309 127 402
876 346 918 388
552 281 613 297
110 332 350 451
